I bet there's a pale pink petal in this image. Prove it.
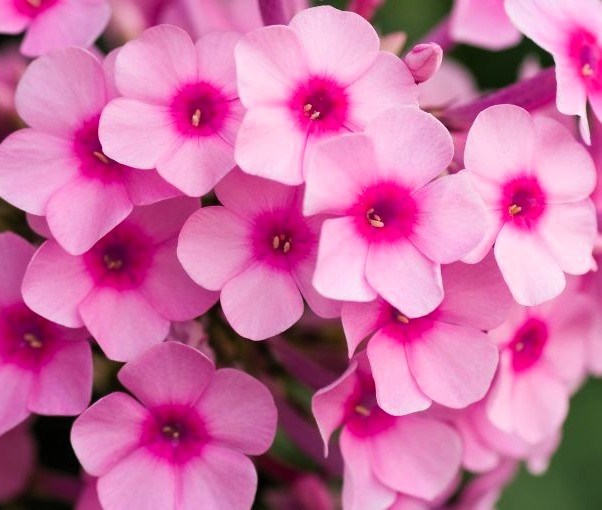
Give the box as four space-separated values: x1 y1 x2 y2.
235 105 308 185
366 241 443 317
0 130 78 215
97 449 176 510
405 322 498 409
346 52 418 129
289 6 379 81
114 24 196 102
196 31 241 99
221 264 304 340
122 167 181 206
28 340 92 415
368 330 431 416
71 392 149 476
0 232 35 306
418 59 477 110
369 415 462 500
46 177 133 255
26 214 53 240
485 355 517 434
464 105 535 183
0 2 29 33
99 99 181 170
178 206 252 291
536 201 597 275
178 445 257 510
304 133 376 216
21 0 110 57
341 300 388 357
555 58 588 119
494 224 566 305
454 416 500 473
79 287 170 362
411 173 487 263
461 211 503 265
313 217 376 303
22 241 94 328
15 48 106 136
366 106 453 190
292 256 342 319
0 365 33 435
195 368 276 455
118 342 214 408
103 48 120 101
235 25 308 106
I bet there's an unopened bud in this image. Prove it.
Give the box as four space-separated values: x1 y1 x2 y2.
404 43 443 84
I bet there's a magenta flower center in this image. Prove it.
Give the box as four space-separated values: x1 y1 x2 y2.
13 0 59 16
345 378 395 437
290 76 349 134
509 317 548 372
170 82 230 137
569 30 602 84
501 176 546 225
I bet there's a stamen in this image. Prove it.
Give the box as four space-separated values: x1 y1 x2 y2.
103 254 123 270
162 425 180 440
514 341 525 352
303 104 312 113
93 151 110 164
27 0 42 6
366 208 385 228
303 103 321 121
310 111 321 120
272 235 280 250
508 204 522 216
355 405 371 417
191 109 202 127
283 241 291 253
582 63 594 77
396 313 410 324
23 333 42 349
272 234 292 253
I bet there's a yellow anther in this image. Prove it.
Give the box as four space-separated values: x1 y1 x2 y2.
310 111 321 120
582 63 594 77
355 405 371 417
283 241 291 253
191 109 202 127
93 151 110 164
272 235 280 250
103 254 123 270
23 333 42 349
508 204 522 216
303 104 313 112
27 0 42 7
396 313 410 324
162 425 180 439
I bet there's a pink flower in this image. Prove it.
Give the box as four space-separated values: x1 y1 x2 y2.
0 232 93 434
234 5 418 184
304 106 488 317
22 198 218 362
342 254 509 416
463 104 597 305
99 25 243 197
265 475 335 510
453 459 518 510
71 342 277 510
312 354 462 509
0 424 36 502
506 0 602 140
178 169 340 340
0 0 110 57
485 288 594 443
450 0 521 50
0 48 180 256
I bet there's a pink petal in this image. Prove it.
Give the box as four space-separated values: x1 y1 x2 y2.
71 392 149 476
235 25 308 106
369 415 462 501
221 264 304 340
118 342 214 408
178 445 257 510
365 106 453 190
464 104 535 184
46 177 133 256
405 322 499 409
0 365 33 435
292 256 342 319
15 48 106 137
536 201 597 275
196 31 241 100
27 214 53 240
0 2 29 33
366 240 443 317
289 6 379 82
494 224 566 306
79 287 170 362
21 1 110 57
485 355 517 434
178 206 252 291
411 173 487 264
22 241 94 328
313 217 375 302
195 368 277 455
28 339 92 416
99 99 181 170
114 24 196 103
0 130 78 215
556 58 589 120
304 133 376 216
367 330 431 416
0 233 35 307
341 300 387 357
122 168 181 206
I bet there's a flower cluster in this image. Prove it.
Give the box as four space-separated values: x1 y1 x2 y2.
0 1 601 509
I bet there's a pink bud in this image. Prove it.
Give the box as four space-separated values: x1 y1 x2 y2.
404 43 443 84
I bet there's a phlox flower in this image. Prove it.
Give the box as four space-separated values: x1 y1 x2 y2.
71 342 277 510
312 354 462 510
485 288 594 443
0 424 36 503
463 104 597 305
304 106 487 317
99 25 243 197
0 0 110 57
178 169 340 340
22 198 218 362
0 233 92 434
234 5 419 184
342 254 509 416
505 0 602 140
0 47 180 256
